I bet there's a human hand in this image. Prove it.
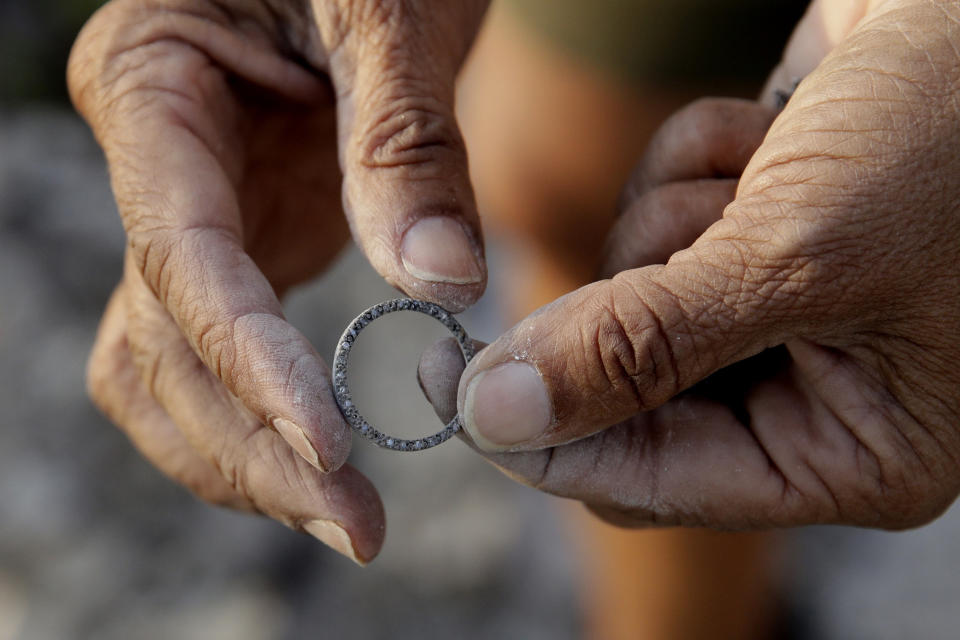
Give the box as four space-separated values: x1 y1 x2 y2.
70 0 488 562
421 0 960 530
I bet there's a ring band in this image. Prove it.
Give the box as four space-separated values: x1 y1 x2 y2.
332 298 476 451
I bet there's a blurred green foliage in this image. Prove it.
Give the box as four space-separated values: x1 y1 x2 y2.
0 0 106 104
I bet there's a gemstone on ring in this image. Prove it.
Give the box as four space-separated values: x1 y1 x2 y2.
332 298 476 451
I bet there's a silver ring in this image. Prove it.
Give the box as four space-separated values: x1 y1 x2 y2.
332 298 475 451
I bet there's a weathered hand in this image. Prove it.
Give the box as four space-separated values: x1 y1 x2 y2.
422 0 960 530
70 0 488 562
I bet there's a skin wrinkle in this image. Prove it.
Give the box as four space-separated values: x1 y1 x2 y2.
262 436 309 498
854 398 936 513
593 288 643 402
432 0 960 530
731 404 790 512
796 387 872 523
141 225 249 324
790 344 938 525
614 274 687 398
868 343 960 456
767 440 845 524
231 314 309 395
103 8 319 101
355 99 461 170
74 0 507 561
202 0 312 63
110 83 242 188
74 0 960 553
582 307 624 397
135 83 219 150
832 425 923 526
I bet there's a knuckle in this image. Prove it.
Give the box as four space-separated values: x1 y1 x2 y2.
67 0 126 117
352 96 464 174
67 0 162 130
127 226 178 306
592 291 642 393
592 278 683 409
194 318 230 381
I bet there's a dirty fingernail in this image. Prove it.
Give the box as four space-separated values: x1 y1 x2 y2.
273 418 324 471
303 519 365 566
462 361 552 451
401 217 483 284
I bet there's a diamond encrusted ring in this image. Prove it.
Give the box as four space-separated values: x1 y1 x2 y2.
332 298 476 451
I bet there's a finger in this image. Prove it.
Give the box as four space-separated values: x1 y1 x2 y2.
320 1 488 312
457 72 873 453
463 339 948 530
621 98 775 205
70 6 350 471
123 262 386 564
455 190 849 452
601 179 737 277
466 401 786 529
417 337 793 527
68 1 327 111
93 86 350 472
87 285 254 511
416 338 472 427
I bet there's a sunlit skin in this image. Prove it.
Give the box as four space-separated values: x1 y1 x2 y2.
72 0 960 572
422 0 960 530
70 0 490 564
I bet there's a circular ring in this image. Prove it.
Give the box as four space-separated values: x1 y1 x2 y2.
332 298 476 451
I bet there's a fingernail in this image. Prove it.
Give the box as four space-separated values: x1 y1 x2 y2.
273 418 324 471
401 217 483 284
463 361 552 451
303 519 365 566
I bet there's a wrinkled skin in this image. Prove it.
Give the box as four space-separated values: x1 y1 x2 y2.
421 0 960 530
70 0 489 563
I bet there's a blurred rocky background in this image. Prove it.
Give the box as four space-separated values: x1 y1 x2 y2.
2 1 960 639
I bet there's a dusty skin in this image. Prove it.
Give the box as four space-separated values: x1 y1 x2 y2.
422 0 960 531
69 0 491 564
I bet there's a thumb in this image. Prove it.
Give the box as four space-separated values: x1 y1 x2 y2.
457 214 811 452
321 1 488 312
